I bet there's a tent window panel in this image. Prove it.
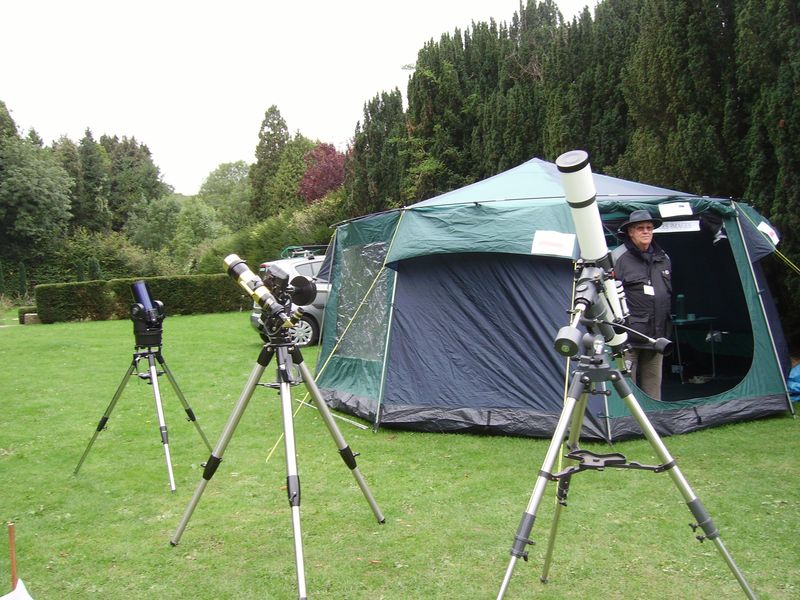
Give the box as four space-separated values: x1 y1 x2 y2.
333 242 392 361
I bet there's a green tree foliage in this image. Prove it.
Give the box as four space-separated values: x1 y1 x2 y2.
735 0 800 334
195 189 345 274
52 136 82 218
197 161 253 230
17 262 27 298
615 0 735 194
0 259 5 295
0 100 18 140
169 197 226 271
346 89 408 213
76 129 112 232
249 105 289 218
0 134 73 260
87 256 103 280
42 228 176 283
26 129 43 147
123 194 182 251
263 133 315 216
100 134 170 230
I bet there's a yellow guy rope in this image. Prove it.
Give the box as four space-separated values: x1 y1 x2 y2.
265 210 408 463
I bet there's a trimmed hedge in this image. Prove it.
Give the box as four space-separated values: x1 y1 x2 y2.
34 274 252 324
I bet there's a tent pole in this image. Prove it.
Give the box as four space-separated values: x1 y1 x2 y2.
732 202 794 415
374 267 398 430
371 209 407 429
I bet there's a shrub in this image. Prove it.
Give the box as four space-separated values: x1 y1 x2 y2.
195 190 343 274
34 273 252 324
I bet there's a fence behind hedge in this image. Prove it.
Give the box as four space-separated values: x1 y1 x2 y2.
34 274 252 323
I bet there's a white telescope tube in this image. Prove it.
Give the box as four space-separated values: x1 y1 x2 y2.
555 150 607 262
556 150 627 348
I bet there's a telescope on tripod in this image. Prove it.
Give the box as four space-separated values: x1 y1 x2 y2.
74 281 212 492
171 254 385 600
496 150 756 599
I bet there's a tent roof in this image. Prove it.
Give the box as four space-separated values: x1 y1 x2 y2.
386 158 700 263
410 157 686 208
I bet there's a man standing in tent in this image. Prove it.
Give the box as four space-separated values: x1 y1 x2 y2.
614 209 673 400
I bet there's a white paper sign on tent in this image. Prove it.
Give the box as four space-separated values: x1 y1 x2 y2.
757 221 780 245
655 220 701 233
531 230 576 258
658 202 693 218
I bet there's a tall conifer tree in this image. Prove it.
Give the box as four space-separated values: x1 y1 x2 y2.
249 105 289 219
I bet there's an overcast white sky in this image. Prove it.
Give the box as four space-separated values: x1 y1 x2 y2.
1 0 593 195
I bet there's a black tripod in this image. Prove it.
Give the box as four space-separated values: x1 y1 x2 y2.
74 291 212 492
74 341 213 491
170 313 385 600
496 334 756 599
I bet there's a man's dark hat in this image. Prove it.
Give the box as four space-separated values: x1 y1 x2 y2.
617 209 662 236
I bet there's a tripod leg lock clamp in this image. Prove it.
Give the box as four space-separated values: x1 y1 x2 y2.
202 455 222 481
339 445 359 470
688 498 720 541
286 475 301 507
510 512 536 560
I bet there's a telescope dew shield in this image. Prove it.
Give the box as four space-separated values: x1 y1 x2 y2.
556 150 608 263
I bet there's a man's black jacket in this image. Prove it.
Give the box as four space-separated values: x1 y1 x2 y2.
614 239 673 347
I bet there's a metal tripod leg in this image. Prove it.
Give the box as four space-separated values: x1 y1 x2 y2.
277 346 307 600
613 377 757 600
497 390 581 599
146 352 177 492
293 349 385 524
540 389 590 583
74 359 137 476
171 345 273 546
156 353 212 452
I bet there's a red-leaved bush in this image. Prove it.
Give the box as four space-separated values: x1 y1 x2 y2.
298 143 346 203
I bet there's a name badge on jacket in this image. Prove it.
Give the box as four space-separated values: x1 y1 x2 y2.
643 284 655 296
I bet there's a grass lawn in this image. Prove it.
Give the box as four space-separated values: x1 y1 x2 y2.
1 311 798 598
